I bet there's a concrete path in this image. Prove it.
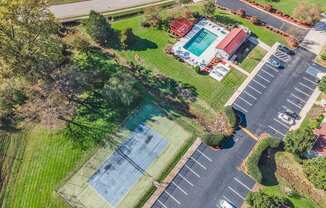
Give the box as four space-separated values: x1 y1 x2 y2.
301 18 326 55
49 0 165 20
215 0 309 40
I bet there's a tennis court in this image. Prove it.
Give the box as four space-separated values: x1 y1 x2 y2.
58 103 192 208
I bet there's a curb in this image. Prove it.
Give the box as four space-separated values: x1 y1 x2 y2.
143 138 202 208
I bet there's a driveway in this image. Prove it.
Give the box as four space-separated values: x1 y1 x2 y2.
49 0 165 20
151 131 256 208
215 0 309 40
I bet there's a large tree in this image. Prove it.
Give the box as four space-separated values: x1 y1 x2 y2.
303 157 326 191
0 0 64 82
284 126 315 157
246 191 292 208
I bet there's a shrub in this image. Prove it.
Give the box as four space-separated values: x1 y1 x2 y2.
263 4 273 12
201 133 226 147
303 157 326 191
250 16 260 25
293 1 321 25
237 9 246 18
246 191 293 208
224 106 237 128
246 137 281 183
319 76 326 93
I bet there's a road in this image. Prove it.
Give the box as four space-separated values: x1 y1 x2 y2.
152 131 256 208
215 0 309 40
48 0 164 20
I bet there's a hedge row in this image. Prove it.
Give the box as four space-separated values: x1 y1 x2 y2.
246 137 280 183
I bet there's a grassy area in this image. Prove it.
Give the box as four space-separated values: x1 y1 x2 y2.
48 0 87 5
2 126 94 208
253 0 326 15
239 46 267 72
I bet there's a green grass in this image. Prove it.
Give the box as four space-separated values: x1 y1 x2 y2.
239 46 267 72
261 186 319 208
3 127 94 208
253 0 326 15
48 0 87 5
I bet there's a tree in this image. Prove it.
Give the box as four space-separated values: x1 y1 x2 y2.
224 106 237 128
201 133 226 147
203 0 216 17
293 1 321 25
303 157 326 191
0 0 64 82
84 10 114 46
319 76 326 93
142 6 161 28
120 28 136 49
284 126 315 157
246 191 292 208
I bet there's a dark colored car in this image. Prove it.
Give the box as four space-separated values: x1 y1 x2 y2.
277 45 295 55
285 111 301 120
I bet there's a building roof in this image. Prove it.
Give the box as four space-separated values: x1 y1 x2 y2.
169 18 194 37
313 123 326 156
216 28 247 55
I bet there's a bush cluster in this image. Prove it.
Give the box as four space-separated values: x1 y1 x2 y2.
303 157 326 191
224 106 237 128
246 137 281 183
246 190 293 208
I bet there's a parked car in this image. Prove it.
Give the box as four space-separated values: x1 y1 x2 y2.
277 45 295 55
285 111 301 120
267 58 282 69
218 199 236 208
278 112 295 125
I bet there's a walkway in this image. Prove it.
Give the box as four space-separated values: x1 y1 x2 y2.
215 0 309 40
49 0 169 21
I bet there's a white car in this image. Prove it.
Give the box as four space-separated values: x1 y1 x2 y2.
218 199 236 208
278 112 295 126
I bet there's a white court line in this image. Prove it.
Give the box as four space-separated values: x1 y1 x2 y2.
294 87 310 96
291 93 305 102
233 103 248 113
165 190 181 205
233 177 252 191
257 74 271 83
287 99 302 108
178 174 194 187
244 90 257 100
252 79 266 88
248 85 262 94
264 63 279 72
299 82 314 91
261 69 274 78
189 157 207 170
172 181 188 195
184 164 200 178
273 118 290 128
268 125 285 136
228 186 245 200
238 96 253 106
303 77 317 85
157 199 168 208
196 149 212 162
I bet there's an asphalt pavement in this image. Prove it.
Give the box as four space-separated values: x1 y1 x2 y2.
215 0 309 40
152 131 256 208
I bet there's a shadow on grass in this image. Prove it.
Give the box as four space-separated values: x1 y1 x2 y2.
213 13 241 26
127 35 158 51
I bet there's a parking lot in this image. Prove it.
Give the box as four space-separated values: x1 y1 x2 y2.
232 47 325 138
151 133 256 208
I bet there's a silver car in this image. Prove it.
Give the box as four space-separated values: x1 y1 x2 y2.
278 112 295 125
218 199 236 208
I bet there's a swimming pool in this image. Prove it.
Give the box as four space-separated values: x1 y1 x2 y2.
184 28 217 56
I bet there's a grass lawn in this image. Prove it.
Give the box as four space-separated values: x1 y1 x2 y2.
48 0 87 5
239 46 267 72
2 126 94 208
253 0 326 15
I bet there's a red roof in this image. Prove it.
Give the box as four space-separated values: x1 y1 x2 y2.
313 123 326 156
169 18 194 37
216 28 247 55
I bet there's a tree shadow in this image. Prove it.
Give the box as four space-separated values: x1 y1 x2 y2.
259 148 279 186
234 40 258 64
126 35 158 51
213 13 241 26
220 135 236 149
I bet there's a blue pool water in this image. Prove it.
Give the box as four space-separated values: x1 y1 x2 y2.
184 28 217 56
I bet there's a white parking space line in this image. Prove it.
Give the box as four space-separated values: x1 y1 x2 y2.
196 149 213 162
189 157 207 170
157 199 168 208
252 79 267 88
233 103 249 113
243 90 257 100
264 64 279 72
290 93 305 102
248 85 262 94
287 99 302 109
261 69 274 78
268 125 285 137
294 87 310 96
281 105 294 113
184 164 201 178
178 174 194 187
257 74 271 83
165 190 181 205
303 77 317 85
238 96 253 106
223 195 233 204
172 181 188 195
233 177 251 191
299 82 314 91
228 186 245 200
273 118 290 128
